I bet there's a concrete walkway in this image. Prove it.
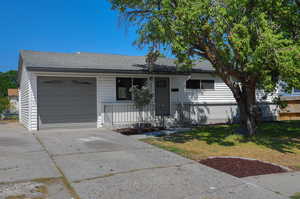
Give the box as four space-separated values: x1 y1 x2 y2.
243 172 300 198
0 123 289 199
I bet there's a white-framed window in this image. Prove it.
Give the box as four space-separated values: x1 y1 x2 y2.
186 79 215 90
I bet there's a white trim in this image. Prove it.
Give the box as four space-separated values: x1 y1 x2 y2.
29 73 38 131
18 89 22 122
96 76 103 128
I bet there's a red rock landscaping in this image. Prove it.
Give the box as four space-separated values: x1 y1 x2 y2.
115 127 165 135
199 157 287 178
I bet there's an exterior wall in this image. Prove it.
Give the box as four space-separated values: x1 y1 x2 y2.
19 68 38 131
99 73 236 104
97 76 103 128
20 70 278 130
100 73 278 128
29 73 38 130
170 73 236 104
99 74 151 128
19 67 29 129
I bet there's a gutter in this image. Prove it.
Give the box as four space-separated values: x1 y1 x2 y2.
26 66 215 75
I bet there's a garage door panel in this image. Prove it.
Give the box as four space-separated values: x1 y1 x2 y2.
37 77 97 129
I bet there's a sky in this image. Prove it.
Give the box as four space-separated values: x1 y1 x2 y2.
0 0 148 72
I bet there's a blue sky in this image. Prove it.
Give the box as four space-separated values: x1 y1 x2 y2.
0 0 148 72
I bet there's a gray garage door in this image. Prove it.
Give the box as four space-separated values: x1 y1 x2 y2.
37 77 97 129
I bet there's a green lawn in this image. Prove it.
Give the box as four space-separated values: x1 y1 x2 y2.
143 121 300 170
291 192 300 199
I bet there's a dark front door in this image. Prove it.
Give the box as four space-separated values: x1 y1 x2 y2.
155 77 170 116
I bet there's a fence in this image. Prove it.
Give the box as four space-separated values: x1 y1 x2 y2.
103 102 278 128
103 103 168 128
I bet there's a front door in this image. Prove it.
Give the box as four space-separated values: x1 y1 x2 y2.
155 77 170 116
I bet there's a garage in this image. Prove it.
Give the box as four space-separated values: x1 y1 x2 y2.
37 77 97 129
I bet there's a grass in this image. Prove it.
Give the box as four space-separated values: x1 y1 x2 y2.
142 121 300 170
291 192 300 199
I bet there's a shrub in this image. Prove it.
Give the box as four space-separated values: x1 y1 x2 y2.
0 97 9 114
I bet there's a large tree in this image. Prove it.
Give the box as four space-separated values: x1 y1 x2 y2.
109 0 300 135
0 70 18 97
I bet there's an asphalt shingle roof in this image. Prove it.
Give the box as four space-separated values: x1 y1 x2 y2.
20 50 215 74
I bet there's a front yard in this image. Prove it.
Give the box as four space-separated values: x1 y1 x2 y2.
143 121 300 170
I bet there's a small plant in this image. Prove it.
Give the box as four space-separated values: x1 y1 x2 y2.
130 83 153 127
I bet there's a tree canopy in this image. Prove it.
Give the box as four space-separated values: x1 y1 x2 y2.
109 0 300 135
0 70 18 97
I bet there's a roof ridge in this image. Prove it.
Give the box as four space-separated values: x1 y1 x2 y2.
20 49 147 58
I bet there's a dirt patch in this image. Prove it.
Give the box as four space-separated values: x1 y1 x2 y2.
115 127 165 135
199 157 287 178
0 120 18 124
0 178 74 199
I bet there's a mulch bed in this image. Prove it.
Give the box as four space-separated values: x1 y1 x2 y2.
115 127 165 135
199 157 287 178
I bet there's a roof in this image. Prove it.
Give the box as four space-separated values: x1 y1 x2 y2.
7 89 18 97
19 50 215 75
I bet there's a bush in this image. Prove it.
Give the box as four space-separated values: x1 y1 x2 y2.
130 84 153 125
131 85 153 109
0 97 9 114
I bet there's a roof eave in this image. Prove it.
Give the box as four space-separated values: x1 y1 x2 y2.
26 67 214 75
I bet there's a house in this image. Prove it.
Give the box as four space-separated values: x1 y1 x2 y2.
278 95 300 121
275 84 300 120
18 50 278 131
7 88 19 113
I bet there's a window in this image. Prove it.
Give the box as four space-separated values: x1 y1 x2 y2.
201 80 215 89
116 78 147 100
186 80 200 89
116 78 132 100
186 79 215 90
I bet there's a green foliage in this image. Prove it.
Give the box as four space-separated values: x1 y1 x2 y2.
0 97 9 113
109 0 300 93
290 192 300 199
109 0 300 134
130 84 153 109
0 70 18 97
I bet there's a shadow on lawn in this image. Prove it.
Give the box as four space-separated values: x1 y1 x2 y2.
161 121 300 153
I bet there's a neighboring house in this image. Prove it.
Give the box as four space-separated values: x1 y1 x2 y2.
278 96 300 121
18 50 278 131
276 84 300 120
7 88 19 113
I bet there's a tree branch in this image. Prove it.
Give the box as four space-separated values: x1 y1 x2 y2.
127 10 152 14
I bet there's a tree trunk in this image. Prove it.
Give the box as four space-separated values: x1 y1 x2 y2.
236 84 258 136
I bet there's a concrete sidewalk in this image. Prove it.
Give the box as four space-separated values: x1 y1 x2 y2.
243 171 300 198
0 123 289 199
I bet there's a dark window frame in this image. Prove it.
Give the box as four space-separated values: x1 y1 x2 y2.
116 77 148 101
186 79 200 89
200 80 215 90
186 79 215 90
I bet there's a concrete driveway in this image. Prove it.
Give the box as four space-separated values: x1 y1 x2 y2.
0 123 288 199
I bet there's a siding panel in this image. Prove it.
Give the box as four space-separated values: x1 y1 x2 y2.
20 67 30 129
